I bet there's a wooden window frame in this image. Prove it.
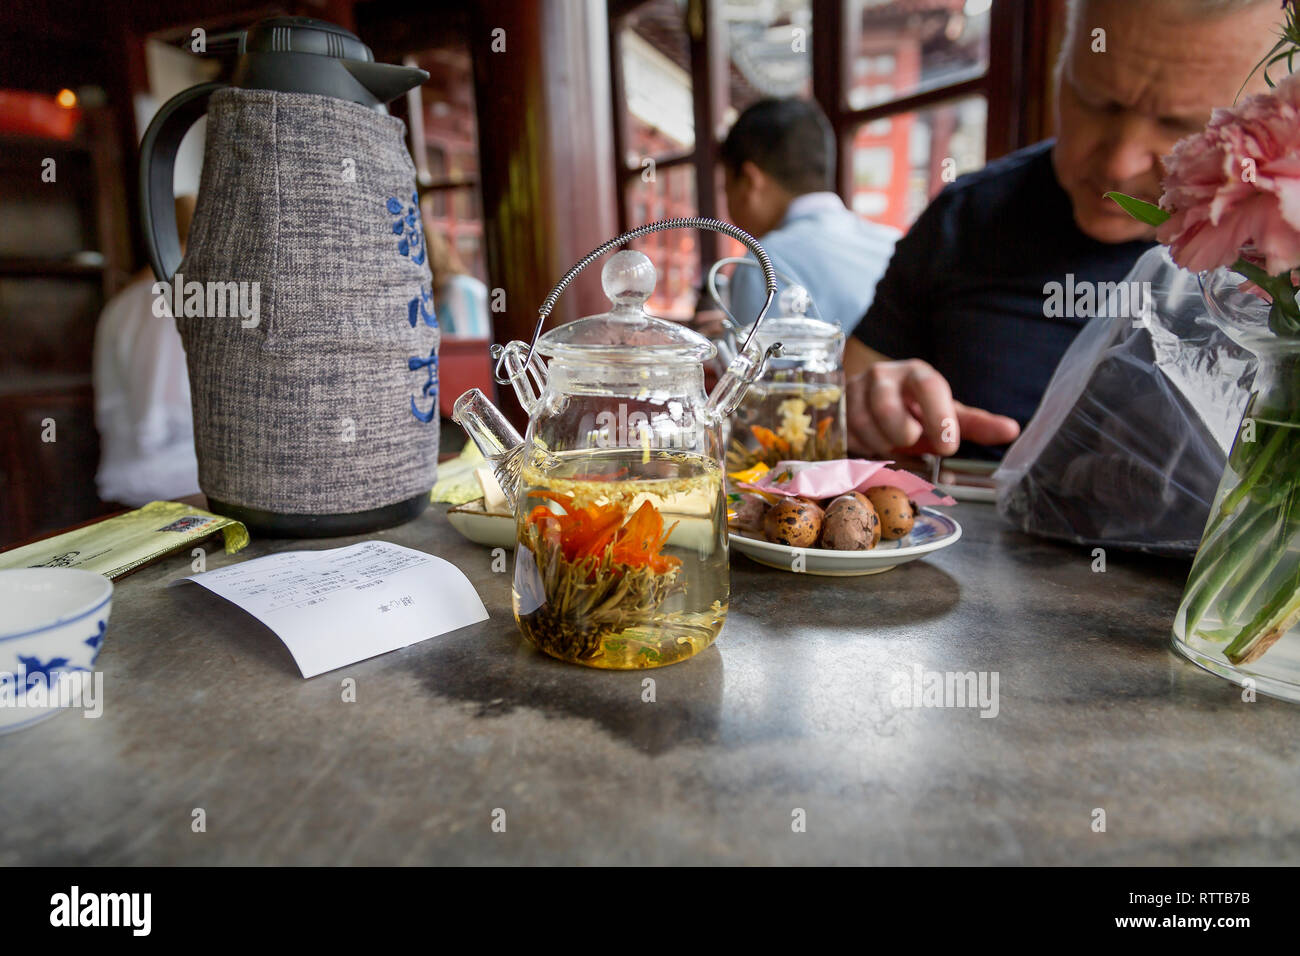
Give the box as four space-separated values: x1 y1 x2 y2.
610 0 1061 266
609 0 726 266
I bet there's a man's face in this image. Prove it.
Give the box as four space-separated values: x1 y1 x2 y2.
723 163 786 238
722 166 752 235
1053 0 1280 244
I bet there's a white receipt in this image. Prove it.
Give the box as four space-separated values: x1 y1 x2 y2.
173 540 488 678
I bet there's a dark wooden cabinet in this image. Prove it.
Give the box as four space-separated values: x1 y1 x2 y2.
0 381 107 545
0 104 128 547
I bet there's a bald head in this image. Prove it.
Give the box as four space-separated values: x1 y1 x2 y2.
1052 0 1282 243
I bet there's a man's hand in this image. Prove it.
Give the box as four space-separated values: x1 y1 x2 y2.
846 359 1021 457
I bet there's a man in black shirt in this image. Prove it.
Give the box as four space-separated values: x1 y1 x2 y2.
846 0 1281 459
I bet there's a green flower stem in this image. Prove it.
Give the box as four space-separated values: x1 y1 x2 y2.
1228 258 1300 336
1191 386 1300 659
1184 426 1300 629
1186 435 1294 589
1183 495 1288 636
1224 570 1300 665
1181 425 1298 632
1181 416 1281 588
1266 278 1300 335
1220 531 1288 624
1219 485 1299 623
1160 258 1300 663
1216 421 1289 519
1229 257 1275 289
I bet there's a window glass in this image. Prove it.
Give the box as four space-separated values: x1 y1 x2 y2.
724 0 813 123
844 0 990 109
625 165 699 319
412 46 487 284
848 94 986 230
621 0 695 163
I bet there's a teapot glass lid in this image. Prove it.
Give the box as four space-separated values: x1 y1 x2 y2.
534 250 717 364
739 286 841 348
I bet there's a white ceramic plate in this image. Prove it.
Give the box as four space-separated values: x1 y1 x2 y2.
729 507 961 576
445 499 516 549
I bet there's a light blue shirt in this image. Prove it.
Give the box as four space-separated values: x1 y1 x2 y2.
728 192 898 334
435 273 491 338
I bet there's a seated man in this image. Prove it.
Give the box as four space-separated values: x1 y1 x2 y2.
846 0 1281 459
720 98 898 334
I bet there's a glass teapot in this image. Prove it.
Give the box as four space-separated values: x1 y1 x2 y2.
452 218 781 669
707 259 847 472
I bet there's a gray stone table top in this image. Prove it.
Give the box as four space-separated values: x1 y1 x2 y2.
3 500 1298 865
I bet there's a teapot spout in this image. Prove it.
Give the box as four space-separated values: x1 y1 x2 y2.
714 317 740 367
452 388 525 501
704 341 783 426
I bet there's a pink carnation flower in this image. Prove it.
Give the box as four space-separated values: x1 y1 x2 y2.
1158 72 1300 276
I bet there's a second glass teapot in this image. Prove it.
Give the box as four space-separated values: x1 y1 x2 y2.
723 290 846 472
453 219 780 669
706 261 847 472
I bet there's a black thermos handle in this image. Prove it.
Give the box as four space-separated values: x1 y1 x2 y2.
138 82 226 281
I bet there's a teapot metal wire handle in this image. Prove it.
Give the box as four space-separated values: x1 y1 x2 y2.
705 256 824 327
491 217 778 386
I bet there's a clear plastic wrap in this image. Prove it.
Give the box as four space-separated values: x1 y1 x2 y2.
995 246 1259 556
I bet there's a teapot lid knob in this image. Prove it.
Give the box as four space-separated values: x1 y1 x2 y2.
778 284 812 317
601 249 656 309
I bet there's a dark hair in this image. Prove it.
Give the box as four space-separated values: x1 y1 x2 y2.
720 98 835 194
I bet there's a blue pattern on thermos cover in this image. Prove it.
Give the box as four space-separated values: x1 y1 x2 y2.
389 192 440 423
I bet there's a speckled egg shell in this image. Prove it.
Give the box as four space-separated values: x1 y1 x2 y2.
824 494 880 549
826 493 864 514
821 508 873 550
730 493 770 533
795 497 825 518
763 498 823 548
864 486 917 540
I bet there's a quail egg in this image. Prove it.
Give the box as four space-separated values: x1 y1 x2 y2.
763 497 823 548
864 486 918 540
821 493 881 550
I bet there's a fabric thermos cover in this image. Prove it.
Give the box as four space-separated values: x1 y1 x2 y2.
175 88 439 528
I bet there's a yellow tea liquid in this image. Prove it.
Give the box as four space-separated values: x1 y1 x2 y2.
514 449 727 668
727 381 846 471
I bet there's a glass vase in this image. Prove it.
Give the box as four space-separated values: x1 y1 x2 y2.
1172 272 1300 701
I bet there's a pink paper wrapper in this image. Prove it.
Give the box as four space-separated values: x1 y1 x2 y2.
741 459 956 507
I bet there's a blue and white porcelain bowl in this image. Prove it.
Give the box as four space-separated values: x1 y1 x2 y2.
0 568 112 733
